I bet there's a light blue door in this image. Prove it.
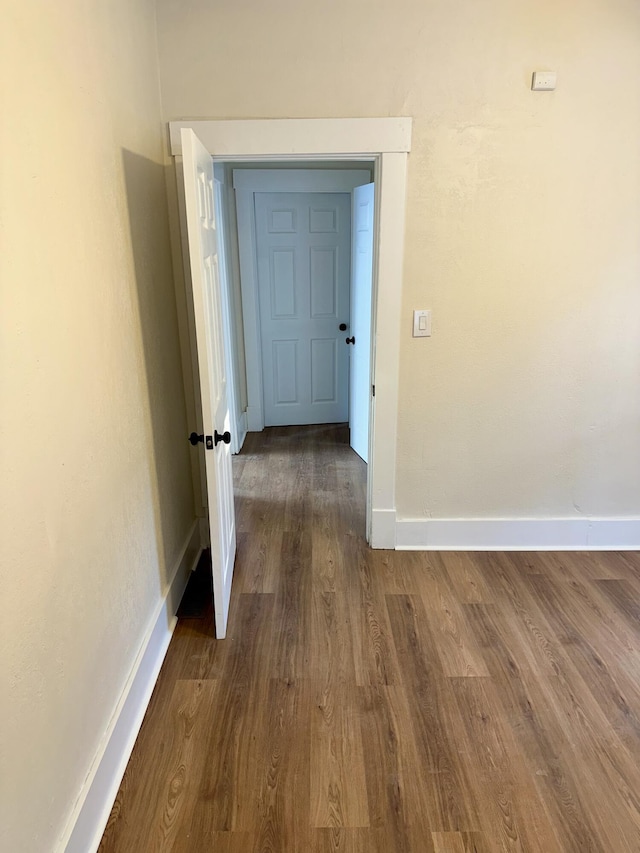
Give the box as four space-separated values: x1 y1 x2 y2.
254 192 352 426
349 183 374 462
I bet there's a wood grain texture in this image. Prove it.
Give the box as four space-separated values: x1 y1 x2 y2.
99 425 640 852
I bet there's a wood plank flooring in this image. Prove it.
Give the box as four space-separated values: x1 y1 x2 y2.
99 424 640 852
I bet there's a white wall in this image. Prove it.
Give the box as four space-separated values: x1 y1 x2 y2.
0 1 194 850
156 0 640 524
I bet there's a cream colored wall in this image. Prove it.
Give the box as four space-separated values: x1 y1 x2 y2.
0 2 193 850
157 0 640 520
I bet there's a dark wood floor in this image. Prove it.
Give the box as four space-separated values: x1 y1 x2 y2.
100 424 640 852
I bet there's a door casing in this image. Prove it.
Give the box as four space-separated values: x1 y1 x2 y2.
169 118 412 548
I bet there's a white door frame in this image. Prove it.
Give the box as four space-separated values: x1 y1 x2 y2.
234 169 371 432
169 118 412 548
213 165 248 455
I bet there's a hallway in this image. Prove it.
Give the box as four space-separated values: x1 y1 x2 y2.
100 425 640 852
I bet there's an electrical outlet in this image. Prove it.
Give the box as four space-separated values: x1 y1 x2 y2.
532 71 557 91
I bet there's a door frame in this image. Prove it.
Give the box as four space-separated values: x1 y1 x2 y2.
169 118 412 548
213 164 247 455
234 169 371 432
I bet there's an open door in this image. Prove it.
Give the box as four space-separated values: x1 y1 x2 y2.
181 128 236 639
349 182 374 462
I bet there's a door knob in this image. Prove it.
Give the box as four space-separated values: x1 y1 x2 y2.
214 429 231 447
188 432 204 446
339 323 347 331
346 336 355 345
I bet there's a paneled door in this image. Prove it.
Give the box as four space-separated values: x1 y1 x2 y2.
254 192 351 426
181 128 236 639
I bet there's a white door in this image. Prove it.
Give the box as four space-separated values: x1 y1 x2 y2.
181 128 236 639
254 192 351 426
349 182 375 462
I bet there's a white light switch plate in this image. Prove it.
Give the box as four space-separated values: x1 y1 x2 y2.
413 309 431 337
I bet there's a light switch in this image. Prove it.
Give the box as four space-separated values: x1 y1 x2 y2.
413 309 431 337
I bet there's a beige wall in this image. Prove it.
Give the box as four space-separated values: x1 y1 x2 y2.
0 2 193 850
157 0 640 520
3 0 638 843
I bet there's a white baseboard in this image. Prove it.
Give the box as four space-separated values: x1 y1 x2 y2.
59 519 202 853
370 508 397 549
395 516 640 551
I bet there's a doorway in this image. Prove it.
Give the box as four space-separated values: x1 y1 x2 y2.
170 118 412 549
229 168 373 461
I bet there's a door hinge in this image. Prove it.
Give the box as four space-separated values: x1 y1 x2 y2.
372 384 375 397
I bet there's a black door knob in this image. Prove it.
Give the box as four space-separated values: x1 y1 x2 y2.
214 429 231 447
345 336 355 345
339 323 347 331
188 432 204 446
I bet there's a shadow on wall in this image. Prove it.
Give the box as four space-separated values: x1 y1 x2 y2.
120 149 194 595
